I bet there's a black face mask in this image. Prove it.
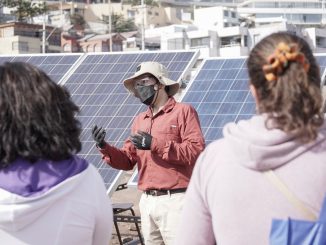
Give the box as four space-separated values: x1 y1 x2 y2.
135 84 157 105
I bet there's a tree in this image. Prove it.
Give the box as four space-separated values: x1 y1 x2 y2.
1 0 48 23
101 13 137 33
70 13 86 29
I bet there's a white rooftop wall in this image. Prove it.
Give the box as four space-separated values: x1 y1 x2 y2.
194 6 239 31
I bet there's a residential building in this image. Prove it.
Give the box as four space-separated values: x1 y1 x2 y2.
237 0 326 26
194 6 240 30
304 28 326 53
0 22 61 54
77 33 124 52
1 1 326 57
61 27 125 52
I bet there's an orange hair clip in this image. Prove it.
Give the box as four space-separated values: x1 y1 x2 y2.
262 42 310 82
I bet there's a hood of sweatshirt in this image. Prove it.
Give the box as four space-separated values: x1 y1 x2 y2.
0 156 88 232
223 114 326 171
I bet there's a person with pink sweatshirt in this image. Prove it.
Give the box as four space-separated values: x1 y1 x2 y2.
175 32 326 244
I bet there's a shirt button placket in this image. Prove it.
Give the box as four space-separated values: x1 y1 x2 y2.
148 117 154 183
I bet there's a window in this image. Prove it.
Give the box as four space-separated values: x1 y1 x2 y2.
231 12 236 18
94 44 102 52
126 41 135 48
127 10 135 19
63 43 71 52
102 44 109 52
81 45 87 52
48 33 61 46
190 37 210 48
12 41 28 52
167 38 184 49
87 45 94 52
316 37 326 48
220 36 241 47
113 43 122 52
224 10 228 17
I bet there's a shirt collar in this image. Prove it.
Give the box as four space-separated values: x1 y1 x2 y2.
144 97 176 118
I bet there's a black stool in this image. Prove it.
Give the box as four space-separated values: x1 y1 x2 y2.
113 203 144 245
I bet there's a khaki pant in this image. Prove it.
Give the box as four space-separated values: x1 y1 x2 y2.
139 192 185 245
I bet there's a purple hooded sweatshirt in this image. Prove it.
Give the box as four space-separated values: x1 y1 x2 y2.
175 114 326 245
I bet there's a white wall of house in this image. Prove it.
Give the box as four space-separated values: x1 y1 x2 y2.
146 24 196 38
218 26 244 37
161 32 186 50
187 30 218 58
123 37 140 51
305 28 326 53
219 45 248 57
247 22 293 47
194 6 239 31
83 3 172 30
158 26 218 58
0 36 41 54
216 26 249 56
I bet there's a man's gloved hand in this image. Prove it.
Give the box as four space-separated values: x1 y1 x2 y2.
92 125 106 148
130 131 152 150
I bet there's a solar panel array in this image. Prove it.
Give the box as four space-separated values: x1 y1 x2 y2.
0 54 82 82
62 51 199 195
0 51 197 196
181 57 252 144
182 55 326 145
128 54 326 187
4 52 325 192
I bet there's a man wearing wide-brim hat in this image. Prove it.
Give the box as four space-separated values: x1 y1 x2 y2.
92 61 205 244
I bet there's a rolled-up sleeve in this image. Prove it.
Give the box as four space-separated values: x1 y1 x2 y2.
99 137 138 171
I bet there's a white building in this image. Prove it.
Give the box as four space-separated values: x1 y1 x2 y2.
237 0 326 26
2 1 326 57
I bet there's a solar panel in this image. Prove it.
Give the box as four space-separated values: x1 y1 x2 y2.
0 54 82 83
183 54 326 145
181 57 250 144
61 51 199 196
128 54 326 188
128 170 139 188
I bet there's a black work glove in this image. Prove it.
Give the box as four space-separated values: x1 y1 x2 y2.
130 131 152 150
92 125 106 148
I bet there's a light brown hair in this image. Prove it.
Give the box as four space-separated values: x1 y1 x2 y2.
247 32 323 142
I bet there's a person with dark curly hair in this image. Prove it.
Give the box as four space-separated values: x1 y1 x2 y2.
175 32 326 244
0 62 113 245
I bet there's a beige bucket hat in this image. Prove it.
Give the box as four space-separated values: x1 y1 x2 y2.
123 61 180 96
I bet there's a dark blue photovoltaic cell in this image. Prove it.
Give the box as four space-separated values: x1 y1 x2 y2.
182 58 251 145
0 54 82 83
63 51 198 194
182 54 326 146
